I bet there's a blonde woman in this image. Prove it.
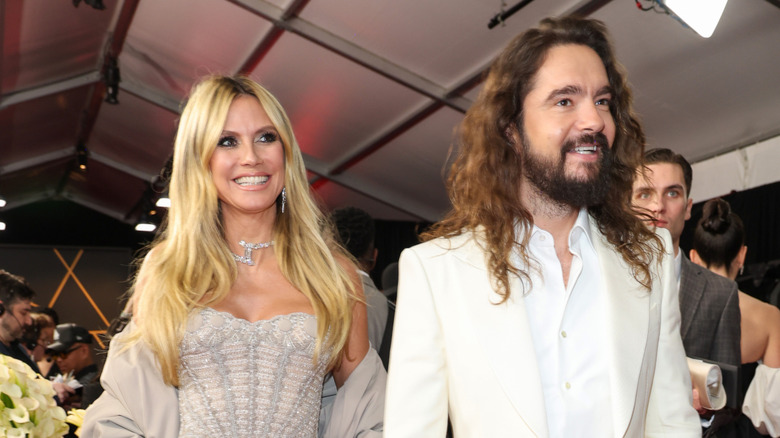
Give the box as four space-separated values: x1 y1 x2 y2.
83 75 385 437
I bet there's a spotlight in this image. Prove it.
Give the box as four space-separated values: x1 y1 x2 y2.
0 197 5 208
135 211 158 232
651 0 728 38
0 222 5 231
155 196 171 208
76 143 88 171
135 222 156 232
104 57 120 104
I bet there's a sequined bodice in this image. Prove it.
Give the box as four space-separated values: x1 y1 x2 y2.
178 307 330 437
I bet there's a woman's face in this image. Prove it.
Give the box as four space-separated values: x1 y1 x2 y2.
209 95 285 219
33 326 54 362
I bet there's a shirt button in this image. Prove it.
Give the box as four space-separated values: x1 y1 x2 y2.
565 382 571 390
539 235 546 241
561 330 567 338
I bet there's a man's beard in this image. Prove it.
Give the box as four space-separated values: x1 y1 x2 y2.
522 133 613 208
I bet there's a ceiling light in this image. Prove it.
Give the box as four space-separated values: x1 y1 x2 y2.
656 0 728 38
135 222 156 232
156 197 171 208
76 143 88 171
0 197 5 208
0 222 5 231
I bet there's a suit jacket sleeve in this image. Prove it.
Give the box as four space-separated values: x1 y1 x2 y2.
384 247 449 437
645 230 701 436
712 281 741 366
81 325 180 438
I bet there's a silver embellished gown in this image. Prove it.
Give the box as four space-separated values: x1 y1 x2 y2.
177 307 330 437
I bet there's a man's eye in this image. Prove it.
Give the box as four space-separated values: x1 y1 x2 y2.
555 99 572 107
257 132 278 143
217 136 237 148
667 190 679 197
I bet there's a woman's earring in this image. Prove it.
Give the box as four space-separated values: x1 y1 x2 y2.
739 265 744 276
281 187 286 214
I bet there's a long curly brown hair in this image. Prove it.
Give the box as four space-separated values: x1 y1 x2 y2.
425 16 662 301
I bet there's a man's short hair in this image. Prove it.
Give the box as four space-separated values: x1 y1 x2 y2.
0 270 35 307
644 148 693 196
331 207 375 260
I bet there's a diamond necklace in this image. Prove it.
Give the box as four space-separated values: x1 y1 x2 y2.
232 240 274 266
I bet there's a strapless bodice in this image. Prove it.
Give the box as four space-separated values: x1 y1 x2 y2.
177 307 329 437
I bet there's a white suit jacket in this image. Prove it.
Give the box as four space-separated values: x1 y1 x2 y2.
385 222 700 437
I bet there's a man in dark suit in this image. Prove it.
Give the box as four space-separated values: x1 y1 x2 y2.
633 148 741 436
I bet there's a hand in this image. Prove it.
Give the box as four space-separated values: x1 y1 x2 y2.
52 381 75 403
692 388 708 416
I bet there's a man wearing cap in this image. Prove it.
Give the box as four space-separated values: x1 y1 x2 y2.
48 323 98 386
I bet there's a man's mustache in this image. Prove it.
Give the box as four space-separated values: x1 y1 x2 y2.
561 132 610 154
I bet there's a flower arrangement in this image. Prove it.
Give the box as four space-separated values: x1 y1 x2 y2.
0 354 69 437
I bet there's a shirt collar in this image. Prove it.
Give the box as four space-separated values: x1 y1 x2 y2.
527 208 594 250
570 208 594 250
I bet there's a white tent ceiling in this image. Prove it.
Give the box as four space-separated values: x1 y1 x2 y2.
2 0 780 225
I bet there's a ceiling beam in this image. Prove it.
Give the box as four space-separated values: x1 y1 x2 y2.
228 0 472 113
73 0 141 149
0 148 73 174
0 191 56 212
329 65 486 175
0 0 6 99
237 0 311 74
0 71 101 110
63 195 130 223
325 0 613 176
89 151 158 182
303 154 441 221
121 80 182 113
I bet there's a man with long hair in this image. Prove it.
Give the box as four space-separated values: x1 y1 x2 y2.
385 17 699 437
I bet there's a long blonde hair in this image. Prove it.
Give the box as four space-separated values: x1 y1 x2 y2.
131 75 356 387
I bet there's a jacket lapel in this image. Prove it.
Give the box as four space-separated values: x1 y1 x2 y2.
679 256 703 339
590 221 651 437
455 235 547 437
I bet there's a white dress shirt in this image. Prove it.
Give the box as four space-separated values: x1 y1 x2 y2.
520 209 614 437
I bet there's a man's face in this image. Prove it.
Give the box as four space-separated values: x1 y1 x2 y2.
0 299 32 341
55 343 89 376
518 43 616 207
631 162 693 253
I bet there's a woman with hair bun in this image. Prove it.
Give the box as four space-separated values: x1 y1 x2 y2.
691 197 780 436
83 75 385 437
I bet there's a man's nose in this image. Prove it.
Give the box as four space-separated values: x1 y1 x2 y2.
576 102 607 133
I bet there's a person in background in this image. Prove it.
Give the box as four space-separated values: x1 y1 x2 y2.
381 262 398 303
632 148 742 436
47 323 98 386
21 311 56 374
0 270 37 372
385 16 698 437
331 206 390 351
691 198 780 437
84 75 385 437
46 323 99 410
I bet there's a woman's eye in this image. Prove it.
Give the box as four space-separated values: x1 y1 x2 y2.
217 136 237 147
596 98 611 107
257 132 278 143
